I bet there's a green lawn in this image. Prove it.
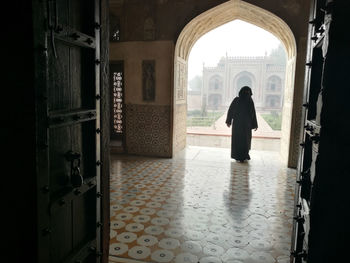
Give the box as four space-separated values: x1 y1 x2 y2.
187 110 224 127
261 113 282 130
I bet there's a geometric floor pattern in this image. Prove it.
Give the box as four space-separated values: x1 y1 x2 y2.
109 146 296 263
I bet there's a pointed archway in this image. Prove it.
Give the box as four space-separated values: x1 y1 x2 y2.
173 0 297 166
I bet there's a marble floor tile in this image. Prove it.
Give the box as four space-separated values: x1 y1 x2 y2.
109 146 296 263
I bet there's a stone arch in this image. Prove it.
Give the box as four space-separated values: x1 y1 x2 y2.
266 75 283 92
209 75 223 91
232 71 256 99
173 0 297 165
266 95 282 108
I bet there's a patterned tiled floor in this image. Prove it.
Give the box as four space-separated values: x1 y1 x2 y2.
109 146 296 263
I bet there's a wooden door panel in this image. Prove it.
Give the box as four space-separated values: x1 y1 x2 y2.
72 191 96 247
70 46 83 109
31 0 106 262
70 0 95 35
48 41 71 111
302 136 312 172
291 0 337 262
307 48 323 121
49 123 97 198
68 122 97 182
49 126 72 195
81 122 97 179
80 49 96 109
51 203 73 263
70 0 83 30
69 47 96 110
56 0 70 27
44 0 101 262
55 0 95 34
48 45 95 112
48 119 97 191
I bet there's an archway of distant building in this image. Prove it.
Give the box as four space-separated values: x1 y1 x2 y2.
173 0 296 166
232 71 257 101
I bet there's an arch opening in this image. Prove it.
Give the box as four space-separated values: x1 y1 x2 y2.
233 71 256 101
173 0 297 165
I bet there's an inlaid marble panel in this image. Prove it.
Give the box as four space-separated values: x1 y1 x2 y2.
125 104 171 157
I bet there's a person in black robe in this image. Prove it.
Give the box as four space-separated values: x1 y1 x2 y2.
226 86 258 162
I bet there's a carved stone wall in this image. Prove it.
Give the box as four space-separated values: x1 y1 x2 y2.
173 57 187 155
125 104 171 157
286 37 308 167
173 103 187 154
175 58 187 101
110 41 173 105
111 0 309 44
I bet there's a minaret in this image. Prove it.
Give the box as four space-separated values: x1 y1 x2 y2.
202 62 206 110
224 51 230 106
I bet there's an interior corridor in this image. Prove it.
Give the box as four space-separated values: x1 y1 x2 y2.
109 146 296 263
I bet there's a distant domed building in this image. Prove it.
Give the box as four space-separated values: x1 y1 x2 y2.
188 54 286 112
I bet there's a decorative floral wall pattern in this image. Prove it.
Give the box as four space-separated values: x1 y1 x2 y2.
125 104 171 157
176 58 187 101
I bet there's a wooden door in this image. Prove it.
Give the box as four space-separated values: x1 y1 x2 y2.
33 0 102 262
291 0 350 262
290 0 328 262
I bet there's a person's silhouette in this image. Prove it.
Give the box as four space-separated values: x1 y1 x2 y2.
226 86 258 162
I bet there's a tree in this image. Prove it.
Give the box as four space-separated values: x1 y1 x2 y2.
269 43 287 65
201 94 207 117
188 75 202 92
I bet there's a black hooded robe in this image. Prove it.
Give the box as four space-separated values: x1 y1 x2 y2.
226 97 258 161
